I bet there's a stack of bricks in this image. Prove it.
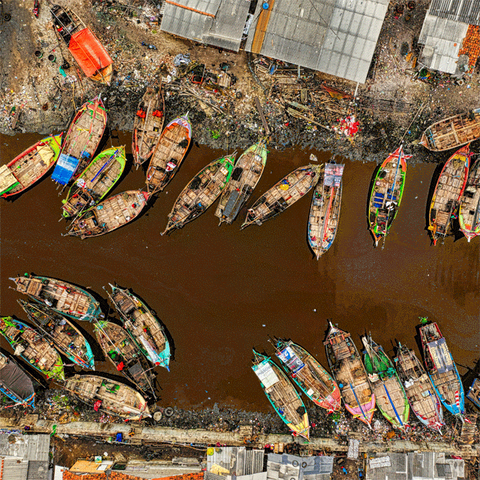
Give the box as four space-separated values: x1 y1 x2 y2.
459 25 480 66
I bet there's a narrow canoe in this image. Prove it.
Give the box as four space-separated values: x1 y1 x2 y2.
10 274 102 321
273 338 342 413
162 153 235 235
252 349 310 440
368 146 408 247
0 316 65 382
0 133 63 197
215 140 268 225
458 157 480 241
145 115 192 193
0 351 36 408
428 145 470 245
62 146 127 219
308 162 344 258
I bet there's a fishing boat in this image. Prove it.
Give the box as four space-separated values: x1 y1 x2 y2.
64 374 150 420
162 154 235 235
308 162 344 258
132 83 166 167
323 322 376 427
94 321 157 399
0 317 65 382
241 164 321 229
428 145 470 245
362 335 410 430
367 146 408 247
272 338 341 413
106 284 170 370
62 146 127 219
420 108 480 151
145 115 192 193
66 190 150 239
0 351 36 408
18 299 95 371
215 141 268 225
419 319 465 418
394 342 444 431
459 156 480 241
0 133 63 198
252 349 310 440
10 274 102 321
467 377 480 409
51 96 107 186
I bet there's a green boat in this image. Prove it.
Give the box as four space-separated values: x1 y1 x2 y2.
0 316 65 382
62 146 127 219
362 334 410 430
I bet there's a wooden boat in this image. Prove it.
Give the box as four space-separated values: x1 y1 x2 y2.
459 157 480 241
308 162 344 258
323 322 376 427
362 335 410 430
94 321 157 399
394 342 444 431
62 146 127 219
67 190 150 239
0 134 63 198
162 154 235 235
145 115 192 194
64 374 150 420
428 145 470 245
241 164 322 229
51 96 107 186
419 320 465 418
467 377 480 409
273 338 341 413
367 146 408 247
132 83 166 167
420 108 480 151
10 274 102 321
0 316 65 382
106 284 170 371
215 140 268 225
0 351 35 408
252 349 310 440
19 299 95 371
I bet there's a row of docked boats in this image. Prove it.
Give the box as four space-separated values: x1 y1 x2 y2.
0 274 171 419
252 319 470 441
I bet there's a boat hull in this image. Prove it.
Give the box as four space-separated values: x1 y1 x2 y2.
458 157 480 241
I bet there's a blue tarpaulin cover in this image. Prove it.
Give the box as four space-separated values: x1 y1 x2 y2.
52 153 80 185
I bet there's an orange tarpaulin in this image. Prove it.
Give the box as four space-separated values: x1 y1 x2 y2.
68 28 112 78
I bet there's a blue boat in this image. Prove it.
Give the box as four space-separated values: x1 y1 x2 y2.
0 351 35 408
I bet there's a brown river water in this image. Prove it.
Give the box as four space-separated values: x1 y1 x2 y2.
1 132 479 412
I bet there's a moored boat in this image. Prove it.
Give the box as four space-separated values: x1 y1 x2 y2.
419 319 465 418
51 96 107 186
420 108 480 151
0 351 36 408
273 338 341 413
428 145 470 245
0 316 65 382
323 322 376 427
459 156 480 241
362 335 410 430
19 299 95 371
162 153 235 235
10 274 102 321
252 349 310 440
308 162 344 258
394 342 444 431
367 146 408 247
241 164 321 229
145 114 192 193
215 140 268 225
0 134 63 198
64 374 150 420
107 284 170 370
133 83 166 167
66 190 150 239
467 377 480 409
62 146 127 219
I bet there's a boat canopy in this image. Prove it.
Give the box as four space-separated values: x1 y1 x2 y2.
0 165 20 194
52 153 80 185
324 163 345 187
0 358 35 402
278 346 305 374
427 338 453 373
253 361 279 389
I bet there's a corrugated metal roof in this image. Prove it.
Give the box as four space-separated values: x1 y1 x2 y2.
267 453 334 480
207 447 265 476
160 0 251 52
0 434 50 462
428 0 480 25
3 458 29 480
